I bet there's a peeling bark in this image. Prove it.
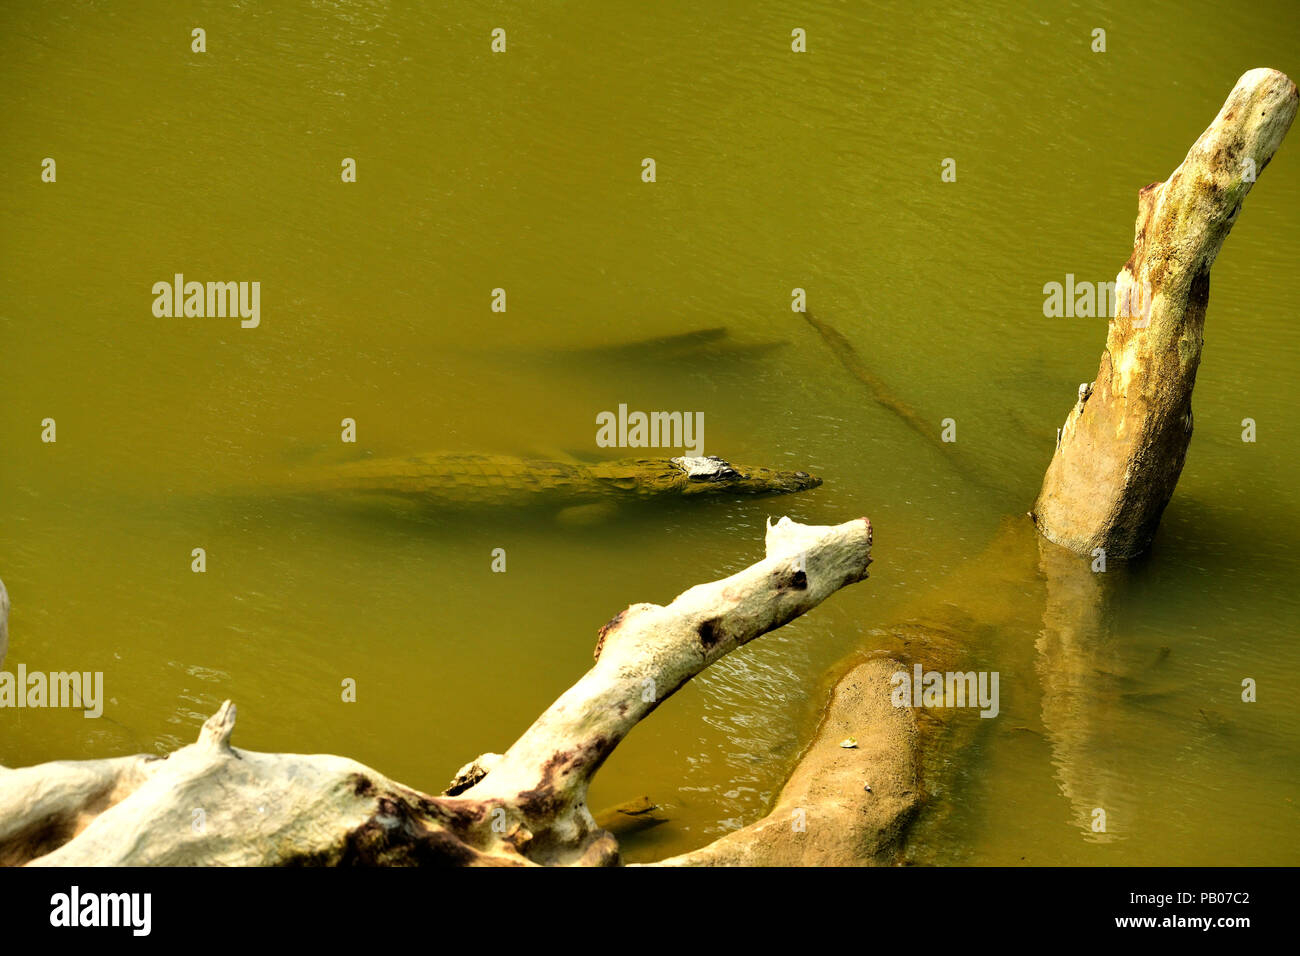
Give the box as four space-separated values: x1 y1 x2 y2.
1034 68 1297 558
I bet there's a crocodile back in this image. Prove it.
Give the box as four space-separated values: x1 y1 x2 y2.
291 453 609 508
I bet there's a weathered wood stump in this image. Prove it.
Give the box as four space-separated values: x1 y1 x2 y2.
1034 68 1297 558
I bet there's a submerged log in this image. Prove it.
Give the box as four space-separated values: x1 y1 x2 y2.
660 514 1042 866
1034 69 1297 558
0 516 872 867
800 311 1006 495
655 658 921 866
800 311 936 448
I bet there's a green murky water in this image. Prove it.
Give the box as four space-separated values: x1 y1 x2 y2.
2 0 1297 864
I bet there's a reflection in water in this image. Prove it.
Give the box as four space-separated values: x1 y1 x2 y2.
1036 538 1134 844
686 632 810 833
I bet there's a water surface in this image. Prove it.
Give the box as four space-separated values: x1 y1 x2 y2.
2 0 1297 864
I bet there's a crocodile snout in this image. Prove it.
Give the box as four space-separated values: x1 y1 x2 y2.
783 469 822 493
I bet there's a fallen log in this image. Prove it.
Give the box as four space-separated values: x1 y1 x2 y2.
654 657 921 866
658 513 1031 867
1034 68 1297 558
0 516 872 866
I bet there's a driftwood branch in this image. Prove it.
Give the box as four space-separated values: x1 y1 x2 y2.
1034 68 1297 557
0 516 872 867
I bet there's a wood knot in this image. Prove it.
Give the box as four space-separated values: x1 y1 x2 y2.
594 609 628 661
698 617 724 650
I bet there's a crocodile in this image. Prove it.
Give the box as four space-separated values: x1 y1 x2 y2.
275 453 821 515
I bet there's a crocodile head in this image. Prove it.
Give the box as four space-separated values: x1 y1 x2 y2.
669 456 822 497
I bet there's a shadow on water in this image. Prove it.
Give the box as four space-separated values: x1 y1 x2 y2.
201 482 833 542
460 326 790 374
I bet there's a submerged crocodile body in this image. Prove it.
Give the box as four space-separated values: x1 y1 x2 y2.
281 453 820 511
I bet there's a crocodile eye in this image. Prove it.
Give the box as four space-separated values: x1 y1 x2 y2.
795 471 809 479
